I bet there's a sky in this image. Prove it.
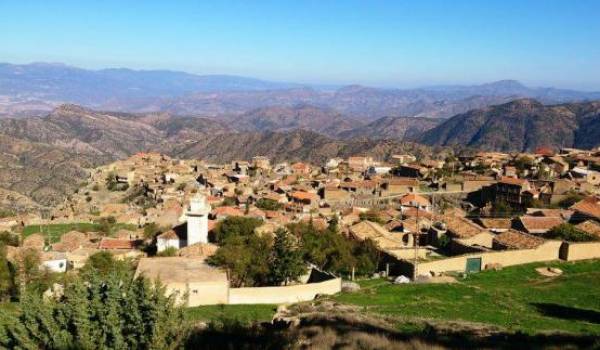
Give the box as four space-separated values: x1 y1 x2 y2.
1 0 600 90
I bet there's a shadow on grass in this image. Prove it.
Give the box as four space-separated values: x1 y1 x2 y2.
184 313 600 350
532 302 600 324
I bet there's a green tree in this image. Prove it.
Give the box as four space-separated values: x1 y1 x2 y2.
213 216 263 243
0 272 186 349
80 251 132 280
143 222 161 240
491 200 513 218
269 228 306 286
0 245 15 301
208 233 271 287
255 198 283 211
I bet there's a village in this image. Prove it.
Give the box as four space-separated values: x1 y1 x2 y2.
2 147 600 306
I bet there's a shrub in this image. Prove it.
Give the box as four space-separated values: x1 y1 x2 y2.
543 223 597 242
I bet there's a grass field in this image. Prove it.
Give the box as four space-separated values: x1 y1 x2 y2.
185 304 277 324
22 222 137 243
334 259 600 335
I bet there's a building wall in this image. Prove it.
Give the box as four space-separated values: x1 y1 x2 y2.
415 240 562 276
559 242 600 261
157 238 182 252
228 278 342 305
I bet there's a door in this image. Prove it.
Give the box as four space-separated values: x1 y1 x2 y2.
466 257 482 273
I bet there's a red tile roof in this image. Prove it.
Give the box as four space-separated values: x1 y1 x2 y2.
499 176 529 187
571 196 600 220
494 230 545 249
519 216 563 233
99 238 136 250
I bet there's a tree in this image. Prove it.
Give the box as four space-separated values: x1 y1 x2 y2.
208 233 272 287
213 216 263 243
491 200 513 218
255 198 282 211
97 216 117 235
143 222 161 240
80 251 132 280
0 245 15 301
0 231 19 247
269 228 306 286
0 272 186 349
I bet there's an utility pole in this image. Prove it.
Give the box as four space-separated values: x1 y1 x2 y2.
413 206 420 280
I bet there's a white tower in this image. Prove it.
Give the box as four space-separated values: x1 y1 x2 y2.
186 193 211 245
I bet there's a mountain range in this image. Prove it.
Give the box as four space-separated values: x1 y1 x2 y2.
418 99 600 152
3 62 600 119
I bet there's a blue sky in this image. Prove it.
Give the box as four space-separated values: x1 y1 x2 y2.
1 0 599 89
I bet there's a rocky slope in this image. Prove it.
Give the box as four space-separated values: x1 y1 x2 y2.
339 116 442 140
419 99 600 151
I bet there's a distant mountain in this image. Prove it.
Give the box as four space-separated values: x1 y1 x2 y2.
418 99 600 151
2 62 600 119
0 62 301 107
338 116 443 140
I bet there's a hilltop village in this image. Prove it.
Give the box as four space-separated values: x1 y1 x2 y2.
2 147 600 306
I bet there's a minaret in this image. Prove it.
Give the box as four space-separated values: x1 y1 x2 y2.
186 193 211 245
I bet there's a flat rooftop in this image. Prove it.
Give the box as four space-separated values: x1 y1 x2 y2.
135 257 228 284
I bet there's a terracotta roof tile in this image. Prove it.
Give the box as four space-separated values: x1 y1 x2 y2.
494 230 545 249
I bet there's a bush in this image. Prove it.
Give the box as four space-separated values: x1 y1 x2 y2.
359 210 385 225
543 223 598 242
255 198 282 211
157 247 178 257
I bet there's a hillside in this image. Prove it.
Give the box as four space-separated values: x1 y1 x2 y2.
167 129 436 164
220 105 362 137
339 116 442 140
419 99 600 151
0 104 439 207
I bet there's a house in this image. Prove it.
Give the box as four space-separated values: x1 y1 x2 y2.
381 177 419 195
516 216 563 235
290 162 311 175
492 230 545 250
348 156 374 172
570 196 600 223
210 206 243 220
575 220 600 240
340 180 379 196
489 177 534 208
398 193 431 211
442 215 486 239
474 218 512 233
393 164 427 178
288 191 320 212
41 251 68 273
135 257 229 306
391 154 416 165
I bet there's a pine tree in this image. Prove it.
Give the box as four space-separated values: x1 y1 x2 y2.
0 264 186 349
269 228 306 286
0 245 14 301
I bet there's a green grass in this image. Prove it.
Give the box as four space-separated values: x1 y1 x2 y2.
335 260 600 335
22 222 137 243
185 304 277 324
